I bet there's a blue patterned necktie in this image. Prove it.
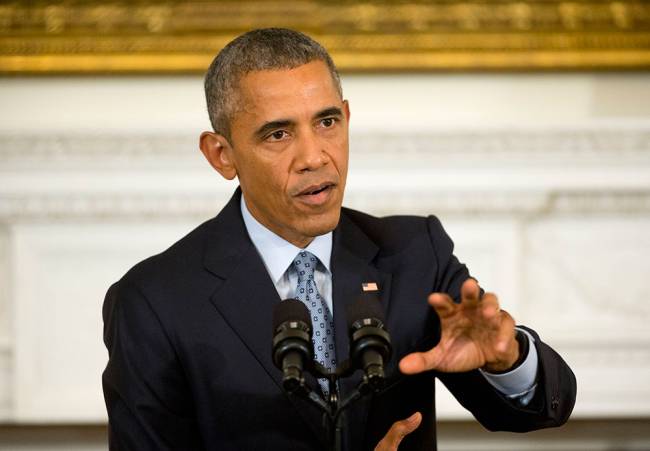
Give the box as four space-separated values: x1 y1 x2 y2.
292 250 336 395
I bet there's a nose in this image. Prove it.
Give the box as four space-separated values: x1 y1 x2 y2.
295 129 329 172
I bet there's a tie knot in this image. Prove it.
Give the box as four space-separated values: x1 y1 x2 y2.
292 251 318 283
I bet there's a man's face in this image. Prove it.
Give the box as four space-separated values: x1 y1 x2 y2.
226 60 350 247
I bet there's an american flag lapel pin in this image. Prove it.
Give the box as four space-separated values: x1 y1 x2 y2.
362 282 379 292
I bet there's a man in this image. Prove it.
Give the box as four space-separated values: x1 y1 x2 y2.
102 28 576 450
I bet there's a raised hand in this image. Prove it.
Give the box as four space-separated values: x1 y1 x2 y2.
374 412 422 451
399 278 519 375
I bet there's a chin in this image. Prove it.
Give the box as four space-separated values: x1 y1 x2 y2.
301 210 341 237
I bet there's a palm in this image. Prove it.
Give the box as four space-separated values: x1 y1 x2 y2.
429 301 502 372
400 279 518 375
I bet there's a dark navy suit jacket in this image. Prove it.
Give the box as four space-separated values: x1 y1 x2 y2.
102 189 576 450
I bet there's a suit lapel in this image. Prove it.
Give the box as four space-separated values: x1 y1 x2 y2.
203 190 282 387
209 245 283 385
331 210 393 448
202 189 324 441
331 210 393 394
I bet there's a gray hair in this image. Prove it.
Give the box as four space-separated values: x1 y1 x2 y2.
204 28 342 141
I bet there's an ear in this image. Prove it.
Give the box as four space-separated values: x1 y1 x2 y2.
342 99 351 123
199 131 237 180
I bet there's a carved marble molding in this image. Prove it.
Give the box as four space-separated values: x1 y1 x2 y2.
349 190 650 216
0 193 228 221
0 134 203 170
1 128 649 168
1 128 649 219
1 187 649 220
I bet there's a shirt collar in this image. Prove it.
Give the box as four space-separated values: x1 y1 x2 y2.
240 195 332 284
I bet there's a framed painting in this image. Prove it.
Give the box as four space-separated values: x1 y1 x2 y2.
1 0 649 73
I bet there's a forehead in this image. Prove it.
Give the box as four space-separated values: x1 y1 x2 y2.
233 60 341 124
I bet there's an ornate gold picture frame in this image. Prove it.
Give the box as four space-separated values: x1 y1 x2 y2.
1 0 649 74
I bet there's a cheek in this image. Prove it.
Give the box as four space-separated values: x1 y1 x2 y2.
258 161 292 204
331 140 349 175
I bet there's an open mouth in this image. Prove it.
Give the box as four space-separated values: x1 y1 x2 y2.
299 183 334 196
295 182 336 206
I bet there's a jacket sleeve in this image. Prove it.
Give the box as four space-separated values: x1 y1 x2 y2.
102 279 204 450
426 215 577 431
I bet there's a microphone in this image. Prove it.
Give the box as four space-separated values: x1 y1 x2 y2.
347 293 392 392
272 299 313 393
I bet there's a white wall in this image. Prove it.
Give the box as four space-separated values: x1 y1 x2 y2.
1 72 650 446
2 73 650 134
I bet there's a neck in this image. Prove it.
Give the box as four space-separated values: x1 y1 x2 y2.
241 195 315 249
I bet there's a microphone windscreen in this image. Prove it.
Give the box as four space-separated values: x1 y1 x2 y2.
273 298 311 331
346 292 385 330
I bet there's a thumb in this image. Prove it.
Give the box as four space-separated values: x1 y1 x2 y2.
399 346 445 375
375 412 422 451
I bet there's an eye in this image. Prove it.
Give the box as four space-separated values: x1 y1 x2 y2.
267 130 288 141
320 117 336 128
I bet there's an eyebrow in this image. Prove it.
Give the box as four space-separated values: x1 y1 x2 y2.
254 120 293 140
314 106 343 120
254 106 344 139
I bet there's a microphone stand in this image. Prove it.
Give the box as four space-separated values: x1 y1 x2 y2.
273 295 391 451
287 360 379 451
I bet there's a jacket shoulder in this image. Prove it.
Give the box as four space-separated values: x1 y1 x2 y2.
115 215 218 293
341 207 449 254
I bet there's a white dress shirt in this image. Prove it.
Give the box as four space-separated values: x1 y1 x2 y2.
240 196 537 404
240 196 334 313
